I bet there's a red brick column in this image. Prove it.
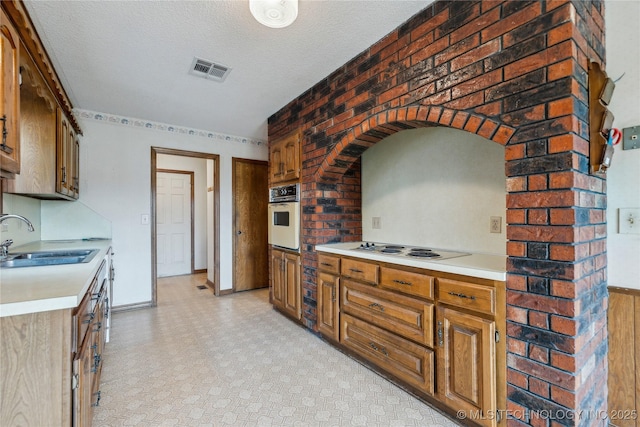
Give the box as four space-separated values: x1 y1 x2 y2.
268 1 608 424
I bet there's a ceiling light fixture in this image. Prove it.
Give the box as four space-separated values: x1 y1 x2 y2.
249 0 298 28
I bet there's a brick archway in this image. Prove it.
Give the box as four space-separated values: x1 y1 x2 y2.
315 105 515 183
269 1 608 424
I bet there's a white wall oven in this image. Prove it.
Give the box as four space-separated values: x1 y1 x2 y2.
268 183 300 250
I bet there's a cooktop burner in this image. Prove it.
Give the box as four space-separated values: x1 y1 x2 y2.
354 242 469 261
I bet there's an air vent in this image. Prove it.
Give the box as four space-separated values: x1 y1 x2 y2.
189 57 231 82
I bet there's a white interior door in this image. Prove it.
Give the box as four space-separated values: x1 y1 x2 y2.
156 172 192 277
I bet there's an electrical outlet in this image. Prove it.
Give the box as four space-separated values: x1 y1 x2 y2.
619 208 640 234
141 214 149 225
490 216 502 233
372 217 382 229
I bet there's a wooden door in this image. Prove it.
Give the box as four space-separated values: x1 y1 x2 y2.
72 330 93 427
437 306 496 427
156 171 193 277
232 158 268 291
318 271 340 341
0 9 20 174
269 140 284 183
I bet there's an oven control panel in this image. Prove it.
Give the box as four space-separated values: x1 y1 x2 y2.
269 183 300 203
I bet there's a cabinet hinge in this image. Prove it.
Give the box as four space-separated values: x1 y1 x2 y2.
495 331 500 343
72 374 79 390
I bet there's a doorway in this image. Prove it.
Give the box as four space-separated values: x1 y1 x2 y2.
232 158 269 291
156 170 194 277
151 147 220 306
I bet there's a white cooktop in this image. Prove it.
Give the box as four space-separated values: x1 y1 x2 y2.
315 241 506 282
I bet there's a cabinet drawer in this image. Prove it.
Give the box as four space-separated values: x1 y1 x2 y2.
318 254 340 274
341 258 378 285
438 278 495 315
380 267 434 300
342 279 434 347
73 282 94 351
341 313 434 395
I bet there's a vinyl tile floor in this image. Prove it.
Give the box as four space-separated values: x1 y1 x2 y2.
93 273 460 427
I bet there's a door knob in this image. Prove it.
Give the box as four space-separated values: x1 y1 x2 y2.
237 230 242 235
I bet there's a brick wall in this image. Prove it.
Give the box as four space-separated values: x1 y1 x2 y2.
268 1 608 425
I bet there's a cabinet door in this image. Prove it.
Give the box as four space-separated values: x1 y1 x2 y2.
317 271 340 341
73 329 94 427
56 109 71 196
270 249 285 308
281 134 300 181
437 306 496 427
68 125 79 198
269 130 300 184
283 252 301 319
269 141 284 183
0 9 20 175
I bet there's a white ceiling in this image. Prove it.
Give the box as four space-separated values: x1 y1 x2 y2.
23 0 432 142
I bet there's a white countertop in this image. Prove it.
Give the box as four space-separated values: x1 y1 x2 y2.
0 239 112 317
315 242 506 281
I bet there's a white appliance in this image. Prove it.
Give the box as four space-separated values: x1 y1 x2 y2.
268 183 300 250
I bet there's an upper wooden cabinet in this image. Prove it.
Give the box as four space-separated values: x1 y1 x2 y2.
0 8 20 176
270 130 300 184
0 1 81 188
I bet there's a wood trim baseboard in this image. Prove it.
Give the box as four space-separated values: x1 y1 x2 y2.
218 288 233 296
111 301 153 313
193 269 207 274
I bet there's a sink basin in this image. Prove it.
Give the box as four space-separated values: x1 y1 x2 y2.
0 249 99 268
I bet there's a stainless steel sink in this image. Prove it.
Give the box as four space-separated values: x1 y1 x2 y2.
0 249 99 268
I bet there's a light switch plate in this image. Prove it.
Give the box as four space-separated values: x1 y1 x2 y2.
372 217 382 229
619 208 640 234
622 126 640 150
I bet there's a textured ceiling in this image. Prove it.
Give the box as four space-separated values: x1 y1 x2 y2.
24 1 432 141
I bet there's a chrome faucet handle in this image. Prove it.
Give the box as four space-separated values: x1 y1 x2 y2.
0 239 13 258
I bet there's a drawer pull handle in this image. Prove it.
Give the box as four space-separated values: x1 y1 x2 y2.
349 268 363 273
448 291 475 300
393 279 412 286
92 390 101 407
438 321 444 347
82 312 96 324
368 302 385 312
368 341 389 357
321 262 332 267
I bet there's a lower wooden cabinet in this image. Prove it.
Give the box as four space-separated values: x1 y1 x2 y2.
0 249 111 427
342 312 435 394
270 248 301 320
317 271 340 341
315 253 505 426
437 306 497 427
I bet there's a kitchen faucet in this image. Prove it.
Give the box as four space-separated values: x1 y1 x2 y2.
0 214 36 259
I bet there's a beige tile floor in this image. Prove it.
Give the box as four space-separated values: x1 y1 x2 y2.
93 273 460 426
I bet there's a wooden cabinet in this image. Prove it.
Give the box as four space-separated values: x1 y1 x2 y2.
0 1 81 192
0 8 21 176
342 312 435 394
0 249 111 427
317 254 340 341
437 306 496 427
270 248 301 320
71 259 108 426
314 252 505 425
57 109 79 198
270 130 300 184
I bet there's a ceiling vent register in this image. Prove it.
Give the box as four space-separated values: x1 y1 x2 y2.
189 57 231 82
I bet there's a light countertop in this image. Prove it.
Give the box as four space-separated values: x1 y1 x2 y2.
0 239 112 317
315 242 506 282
